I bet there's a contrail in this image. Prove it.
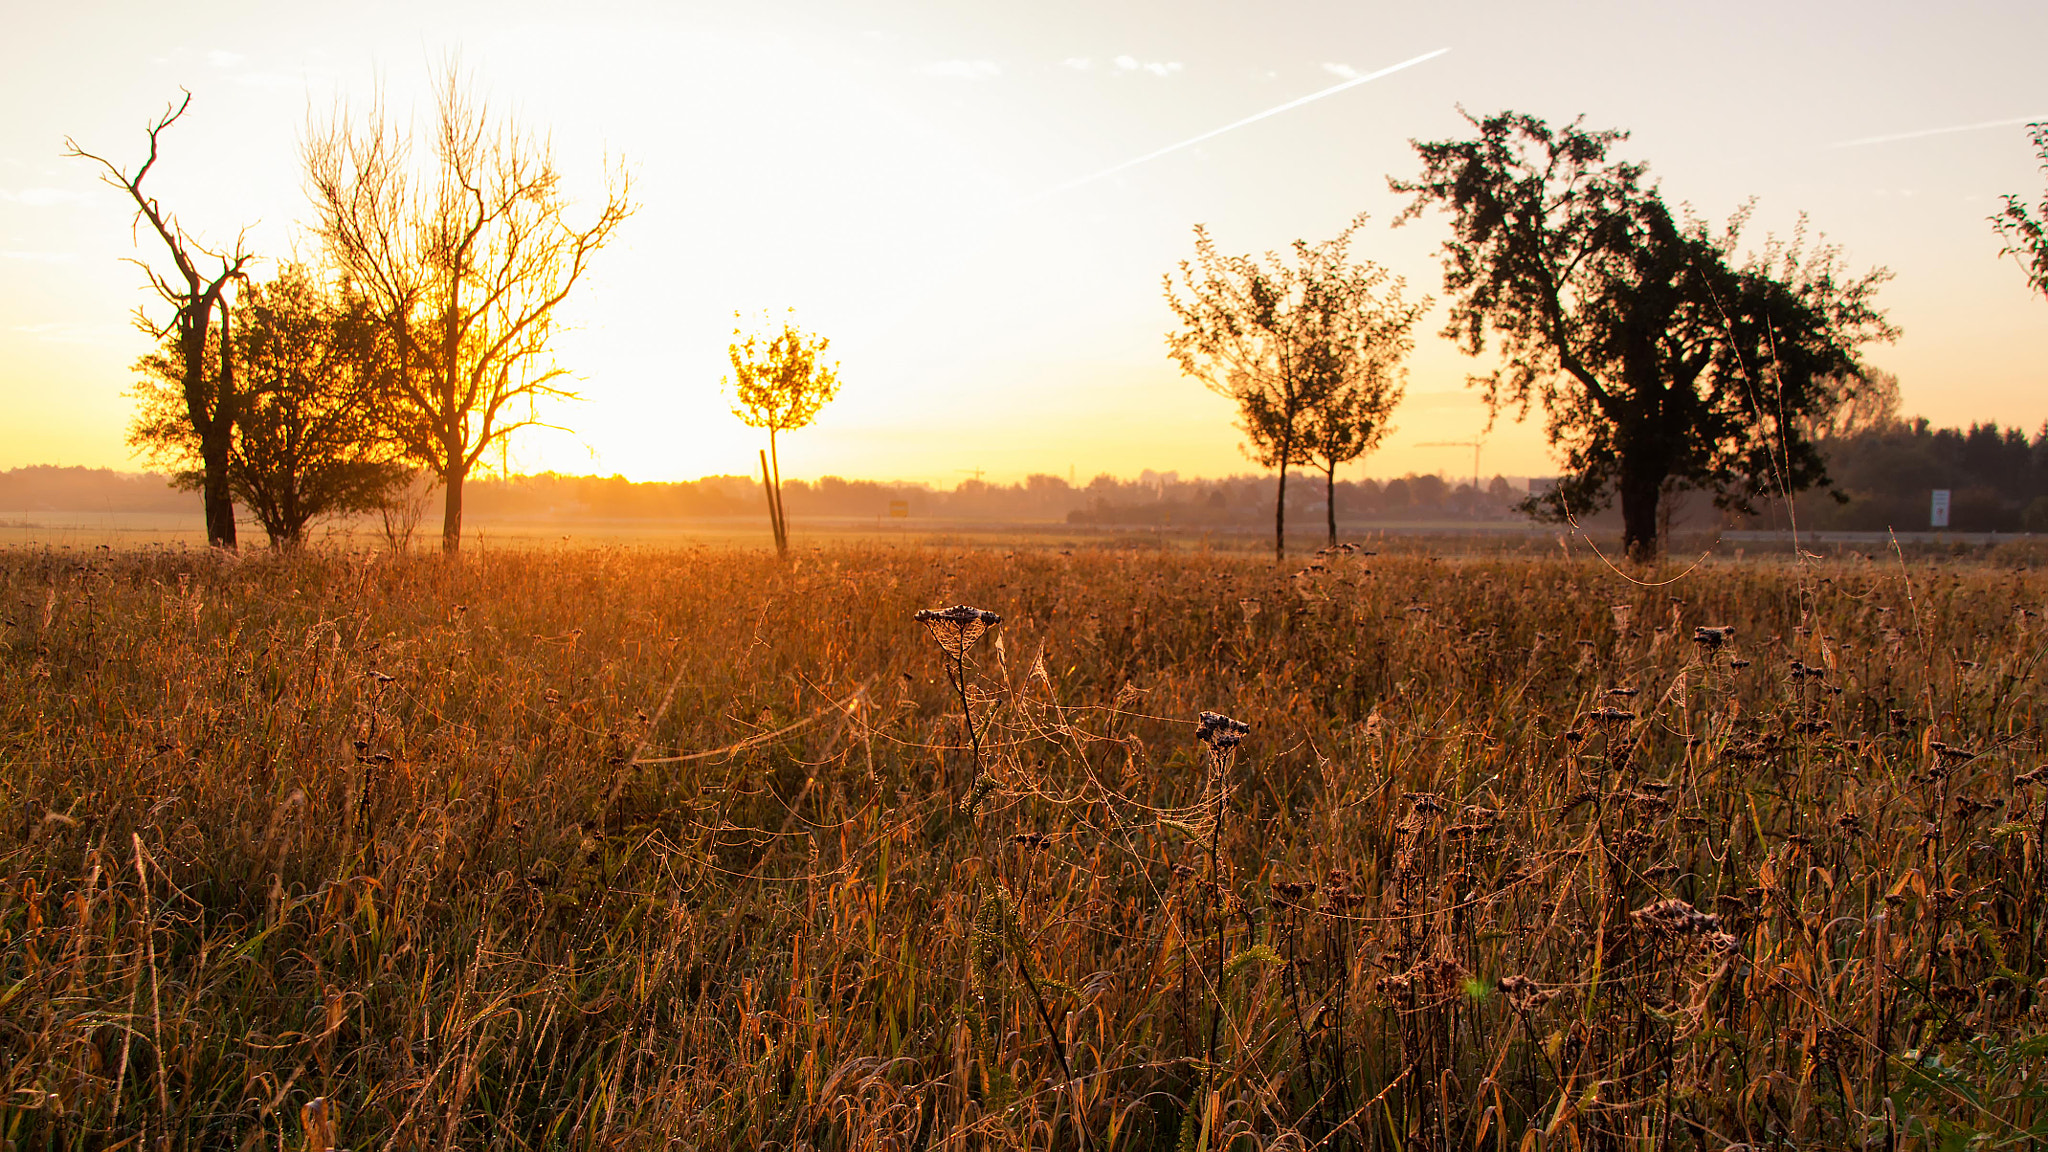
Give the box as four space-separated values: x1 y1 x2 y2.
1011 47 1450 207
1832 113 2045 148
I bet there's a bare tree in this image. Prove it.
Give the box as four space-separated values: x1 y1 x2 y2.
67 92 254 548
1165 213 1421 559
303 67 633 552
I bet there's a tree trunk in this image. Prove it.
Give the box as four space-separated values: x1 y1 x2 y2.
201 299 237 549
1619 464 1664 562
759 448 785 555
441 459 466 554
200 439 237 549
1325 462 1338 547
1273 423 1294 562
768 428 789 556
1274 461 1289 562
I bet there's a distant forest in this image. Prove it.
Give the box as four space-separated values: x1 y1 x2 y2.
7 417 2048 532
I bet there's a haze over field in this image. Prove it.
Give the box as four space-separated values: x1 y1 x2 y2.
4 0 2045 488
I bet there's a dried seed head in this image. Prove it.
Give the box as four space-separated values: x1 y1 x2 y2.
1496 974 1553 1012
1930 741 1978 765
1197 711 1251 747
1403 792 1447 815
1630 898 1721 938
970 883 1016 992
1692 625 1735 649
914 604 1001 655
1197 711 1250 776
915 605 1002 626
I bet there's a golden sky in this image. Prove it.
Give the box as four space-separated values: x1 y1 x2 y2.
4 0 2045 486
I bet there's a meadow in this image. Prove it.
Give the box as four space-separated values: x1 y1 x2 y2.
0 540 2044 1150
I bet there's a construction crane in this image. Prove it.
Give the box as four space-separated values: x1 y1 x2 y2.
1418 439 1484 495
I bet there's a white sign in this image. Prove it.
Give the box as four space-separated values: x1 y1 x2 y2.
1931 489 1951 529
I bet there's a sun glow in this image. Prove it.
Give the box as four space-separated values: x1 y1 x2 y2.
3 1 2044 488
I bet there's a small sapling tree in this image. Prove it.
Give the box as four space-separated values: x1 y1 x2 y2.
726 309 841 556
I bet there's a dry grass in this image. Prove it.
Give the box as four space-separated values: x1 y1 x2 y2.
0 541 2043 1150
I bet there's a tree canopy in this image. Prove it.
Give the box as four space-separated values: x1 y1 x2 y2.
131 267 412 547
727 310 842 556
1164 213 1423 559
1991 121 2048 305
1393 111 1895 558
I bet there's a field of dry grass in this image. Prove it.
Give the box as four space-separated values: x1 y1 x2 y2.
1 541 2044 1150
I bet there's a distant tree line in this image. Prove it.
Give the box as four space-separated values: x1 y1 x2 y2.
12 429 2048 536
0 466 1521 526
0 467 192 514
1794 419 2048 533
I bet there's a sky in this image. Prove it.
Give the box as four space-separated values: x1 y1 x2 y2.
3 0 2045 487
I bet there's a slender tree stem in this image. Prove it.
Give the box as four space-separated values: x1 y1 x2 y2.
769 426 789 555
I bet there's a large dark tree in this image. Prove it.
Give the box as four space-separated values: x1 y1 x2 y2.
132 267 413 548
66 93 254 548
1392 111 1895 558
1165 213 1422 560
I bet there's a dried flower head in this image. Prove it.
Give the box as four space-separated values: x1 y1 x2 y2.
1496 974 1556 1012
1630 898 1722 939
1271 880 1318 904
1403 791 1447 815
1196 710 1250 776
914 604 1002 655
1692 625 1735 650
1197 711 1251 747
1930 741 1978 765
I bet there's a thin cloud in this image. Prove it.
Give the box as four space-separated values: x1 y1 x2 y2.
1113 55 1183 78
1012 47 1449 207
232 71 309 91
1832 114 2046 148
206 49 246 69
13 321 122 344
1062 57 1093 71
920 60 1001 79
0 188 85 208
1322 63 1361 80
